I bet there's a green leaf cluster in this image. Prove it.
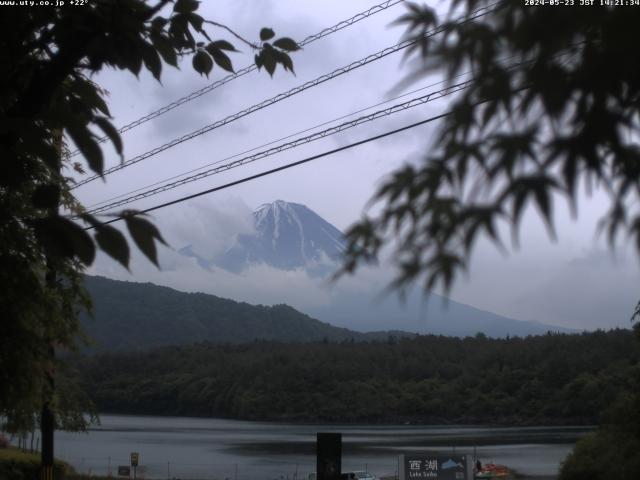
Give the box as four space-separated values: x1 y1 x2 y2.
341 0 640 296
255 29 299 76
559 341 640 480
0 0 297 430
192 40 237 77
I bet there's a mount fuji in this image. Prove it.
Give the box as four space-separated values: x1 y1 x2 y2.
181 200 346 275
179 200 573 337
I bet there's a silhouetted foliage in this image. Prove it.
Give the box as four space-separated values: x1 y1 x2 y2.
0 0 297 428
341 0 640 297
558 324 640 480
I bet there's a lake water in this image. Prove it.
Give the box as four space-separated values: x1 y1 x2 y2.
55 415 591 480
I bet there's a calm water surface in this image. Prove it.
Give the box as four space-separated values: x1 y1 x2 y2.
55 415 591 480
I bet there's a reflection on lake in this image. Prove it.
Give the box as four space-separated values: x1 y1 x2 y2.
55 415 591 480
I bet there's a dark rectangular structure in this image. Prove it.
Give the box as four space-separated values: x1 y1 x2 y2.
317 432 342 480
117 466 131 477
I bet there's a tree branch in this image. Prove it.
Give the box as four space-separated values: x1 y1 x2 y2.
204 20 259 50
144 0 172 20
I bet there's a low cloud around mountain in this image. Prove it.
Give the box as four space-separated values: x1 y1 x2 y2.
180 200 346 276
88 198 578 338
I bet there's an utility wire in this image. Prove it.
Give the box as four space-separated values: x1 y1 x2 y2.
85 110 453 230
72 3 497 189
85 72 475 212
86 45 527 212
65 0 406 159
84 44 569 218
84 80 473 215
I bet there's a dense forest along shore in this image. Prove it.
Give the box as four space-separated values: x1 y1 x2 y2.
65 329 638 425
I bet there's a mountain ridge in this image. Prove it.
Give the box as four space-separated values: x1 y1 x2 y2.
80 275 572 353
80 275 409 352
306 285 577 338
147 199 577 339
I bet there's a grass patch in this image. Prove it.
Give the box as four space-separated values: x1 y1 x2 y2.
0 447 72 479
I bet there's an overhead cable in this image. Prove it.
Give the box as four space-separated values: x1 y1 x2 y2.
84 80 473 215
65 0 406 159
85 73 474 211
86 110 453 229
72 3 498 189
88 46 545 212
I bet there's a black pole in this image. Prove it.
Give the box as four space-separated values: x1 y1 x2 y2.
41 385 54 479
41 130 61 480
41 262 56 480
41 273 56 479
317 433 341 480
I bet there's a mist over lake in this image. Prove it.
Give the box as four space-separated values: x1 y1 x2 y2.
55 415 590 480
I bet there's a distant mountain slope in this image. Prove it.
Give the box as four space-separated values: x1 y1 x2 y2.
80 275 572 354
80 276 378 352
306 287 576 338
173 200 573 337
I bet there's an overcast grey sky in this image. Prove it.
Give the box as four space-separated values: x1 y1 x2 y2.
78 0 639 331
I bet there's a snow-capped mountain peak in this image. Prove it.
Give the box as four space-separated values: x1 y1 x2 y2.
182 200 346 275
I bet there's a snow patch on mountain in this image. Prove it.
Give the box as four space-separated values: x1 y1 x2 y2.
180 200 346 275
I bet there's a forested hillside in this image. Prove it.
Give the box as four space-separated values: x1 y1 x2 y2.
81 276 383 351
68 329 639 425
81 276 570 350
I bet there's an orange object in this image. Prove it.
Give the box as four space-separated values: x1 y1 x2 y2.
475 463 511 479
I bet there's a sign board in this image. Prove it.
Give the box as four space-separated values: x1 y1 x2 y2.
130 452 139 467
399 454 472 480
118 465 131 477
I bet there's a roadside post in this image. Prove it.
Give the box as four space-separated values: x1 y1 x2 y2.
130 452 139 479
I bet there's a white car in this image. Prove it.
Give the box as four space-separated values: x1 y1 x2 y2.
350 471 378 480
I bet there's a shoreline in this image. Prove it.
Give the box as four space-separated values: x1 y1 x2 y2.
88 411 598 429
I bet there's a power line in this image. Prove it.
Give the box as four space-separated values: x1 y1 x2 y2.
84 80 473 215
85 72 474 212
71 4 497 189
65 0 406 159
85 110 453 230
89 47 541 211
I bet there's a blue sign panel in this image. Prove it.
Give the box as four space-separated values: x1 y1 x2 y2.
401 455 470 480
